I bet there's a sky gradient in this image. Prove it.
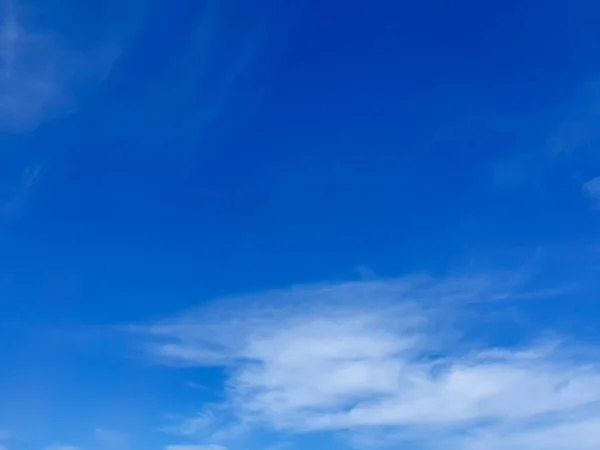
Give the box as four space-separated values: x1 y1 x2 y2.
1 1 600 450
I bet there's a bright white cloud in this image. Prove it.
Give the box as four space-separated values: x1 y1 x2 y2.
140 274 600 449
583 177 600 207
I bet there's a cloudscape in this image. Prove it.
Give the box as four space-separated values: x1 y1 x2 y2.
1 1 600 450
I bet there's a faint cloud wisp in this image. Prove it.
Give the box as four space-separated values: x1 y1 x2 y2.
583 176 600 208
94 428 130 449
0 164 40 218
0 0 141 132
0 1 59 131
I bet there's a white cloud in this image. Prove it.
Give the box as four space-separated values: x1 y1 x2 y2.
458 417 600 450
139 274 600 449
583 177 600 207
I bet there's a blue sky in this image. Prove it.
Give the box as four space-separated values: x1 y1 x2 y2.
1 0 600 449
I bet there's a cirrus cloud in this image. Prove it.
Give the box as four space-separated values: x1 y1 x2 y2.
0 0 140 132
138 273 600 449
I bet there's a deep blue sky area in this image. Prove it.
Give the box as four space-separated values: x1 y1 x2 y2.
1 1 600 450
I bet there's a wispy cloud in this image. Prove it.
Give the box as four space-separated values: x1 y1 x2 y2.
0 0 71 131
487 78 600 191
137 273 600 449
0 164 41 218
45 445 78 450
0 0 132 132
165 446 227 450
456 417 600 450
94 428 130 448
158 0 296 145
583 177 600 208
